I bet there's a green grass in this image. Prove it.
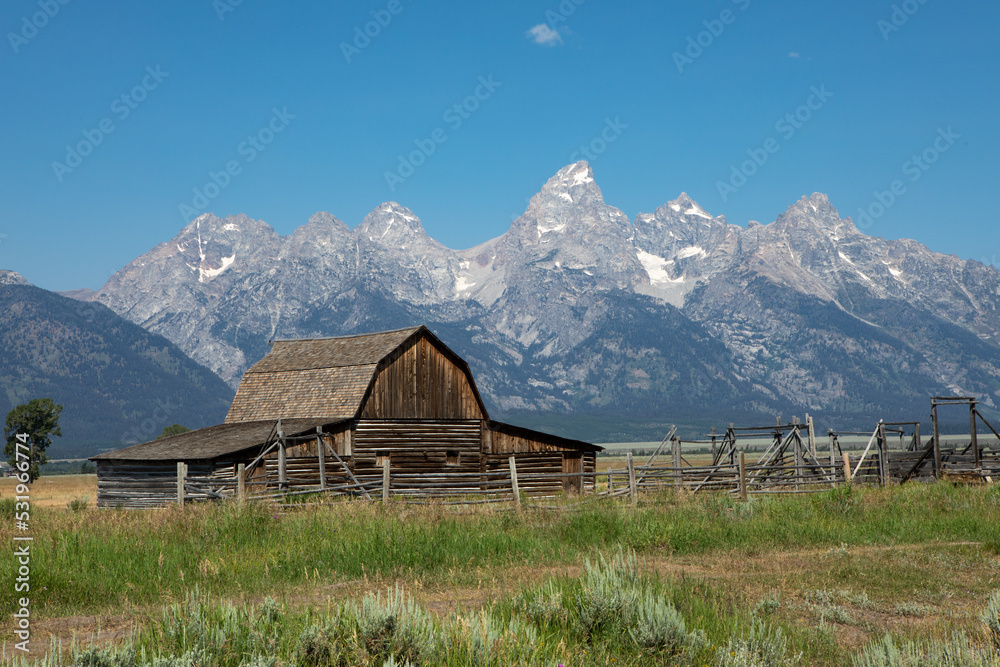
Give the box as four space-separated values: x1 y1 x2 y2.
3 483 1000 622
5 554 999 666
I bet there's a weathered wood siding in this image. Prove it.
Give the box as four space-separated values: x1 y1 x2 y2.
361 337 483 420
96 459 241 509
257 426 355 489
488 427 593 456
351 419 483 492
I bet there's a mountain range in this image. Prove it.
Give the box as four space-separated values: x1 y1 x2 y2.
59 161 1000 441
0 271 234 457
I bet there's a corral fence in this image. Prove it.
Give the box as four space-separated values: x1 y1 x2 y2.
172 397 1000 508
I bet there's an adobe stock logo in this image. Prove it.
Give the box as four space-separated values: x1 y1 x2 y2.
384 75 501 192
672 0 751 73
340 0 415 63
52 66 169 182
178 107 295 221
854 126 959 230
716 85 833 202
7 0 72 54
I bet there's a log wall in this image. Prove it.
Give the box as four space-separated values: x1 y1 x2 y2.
96 459 242 509
351 419 484 493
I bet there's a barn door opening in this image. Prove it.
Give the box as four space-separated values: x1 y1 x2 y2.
563 452 583 493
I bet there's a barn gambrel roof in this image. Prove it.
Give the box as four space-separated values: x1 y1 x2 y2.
224 325 488 423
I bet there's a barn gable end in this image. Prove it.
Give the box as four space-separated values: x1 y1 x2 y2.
360 333 485 420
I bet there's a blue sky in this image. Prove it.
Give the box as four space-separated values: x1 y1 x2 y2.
2 0 998 291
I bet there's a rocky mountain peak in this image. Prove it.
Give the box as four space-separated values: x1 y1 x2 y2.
661 193 717 220
0 269 29 286
773 193 852 234
535 161 603 205
356 202 428 244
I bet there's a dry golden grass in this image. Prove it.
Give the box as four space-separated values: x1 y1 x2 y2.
0 474 96 508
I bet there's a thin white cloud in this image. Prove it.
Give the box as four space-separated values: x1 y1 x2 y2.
526 23 563 47
788 52 801 58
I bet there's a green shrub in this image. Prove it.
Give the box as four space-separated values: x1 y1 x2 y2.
68 497 89 511
511 580 567 628
351 586 437 665
717 619 800 667
753 593 781 617
981 590 1000 651
630 593 705 653
73 645 137 667
576 548 643 636
851 633 999 667
150 647 210 667
294 624 338 667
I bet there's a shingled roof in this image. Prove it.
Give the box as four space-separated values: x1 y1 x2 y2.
223 326 484 423
91 418 342 461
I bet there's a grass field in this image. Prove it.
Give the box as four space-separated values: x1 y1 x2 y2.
2 475 1000 665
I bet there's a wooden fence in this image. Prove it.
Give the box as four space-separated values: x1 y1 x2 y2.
171 438 999 508
168 400 1000 508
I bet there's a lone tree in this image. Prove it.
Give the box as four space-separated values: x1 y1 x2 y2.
4 398 63 482
158 424 190 439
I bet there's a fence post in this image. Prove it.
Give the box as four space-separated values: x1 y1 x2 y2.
382 458 390 505
671 437 681 488
793 422 803 491
970 400 981 469
177 461 186 506
607 471 613 495
739 451 747 501
842 452 852 483
278 440 287 491
829 431 836 478
508 456 521 510
237 463 246 505
627 452 637 505
806 414 817 459
317 430 327 491
931 400 942 478
878 421 888 486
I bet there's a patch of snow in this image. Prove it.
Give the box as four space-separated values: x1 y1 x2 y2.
571 166 593 185
838 251 854 265
380 219 394 239
637 250 685 285
584 270 593 276
223 223 239 231
454 275 476 294
537 219 567 235
200 253 235 282
676 245 707 260
684 204 712 219
558 192 573 203
888 267 903 278
854 269 875 284
669 203 681 212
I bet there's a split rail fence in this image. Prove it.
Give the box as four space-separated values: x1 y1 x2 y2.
171 399 1000 509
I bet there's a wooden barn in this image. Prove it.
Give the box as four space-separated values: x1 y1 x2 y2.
92 326 600 508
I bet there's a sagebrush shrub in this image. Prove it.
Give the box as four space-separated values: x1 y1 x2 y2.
352 586 437 665
851 633 999 667
717 619 799 667
981 590 1000 651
